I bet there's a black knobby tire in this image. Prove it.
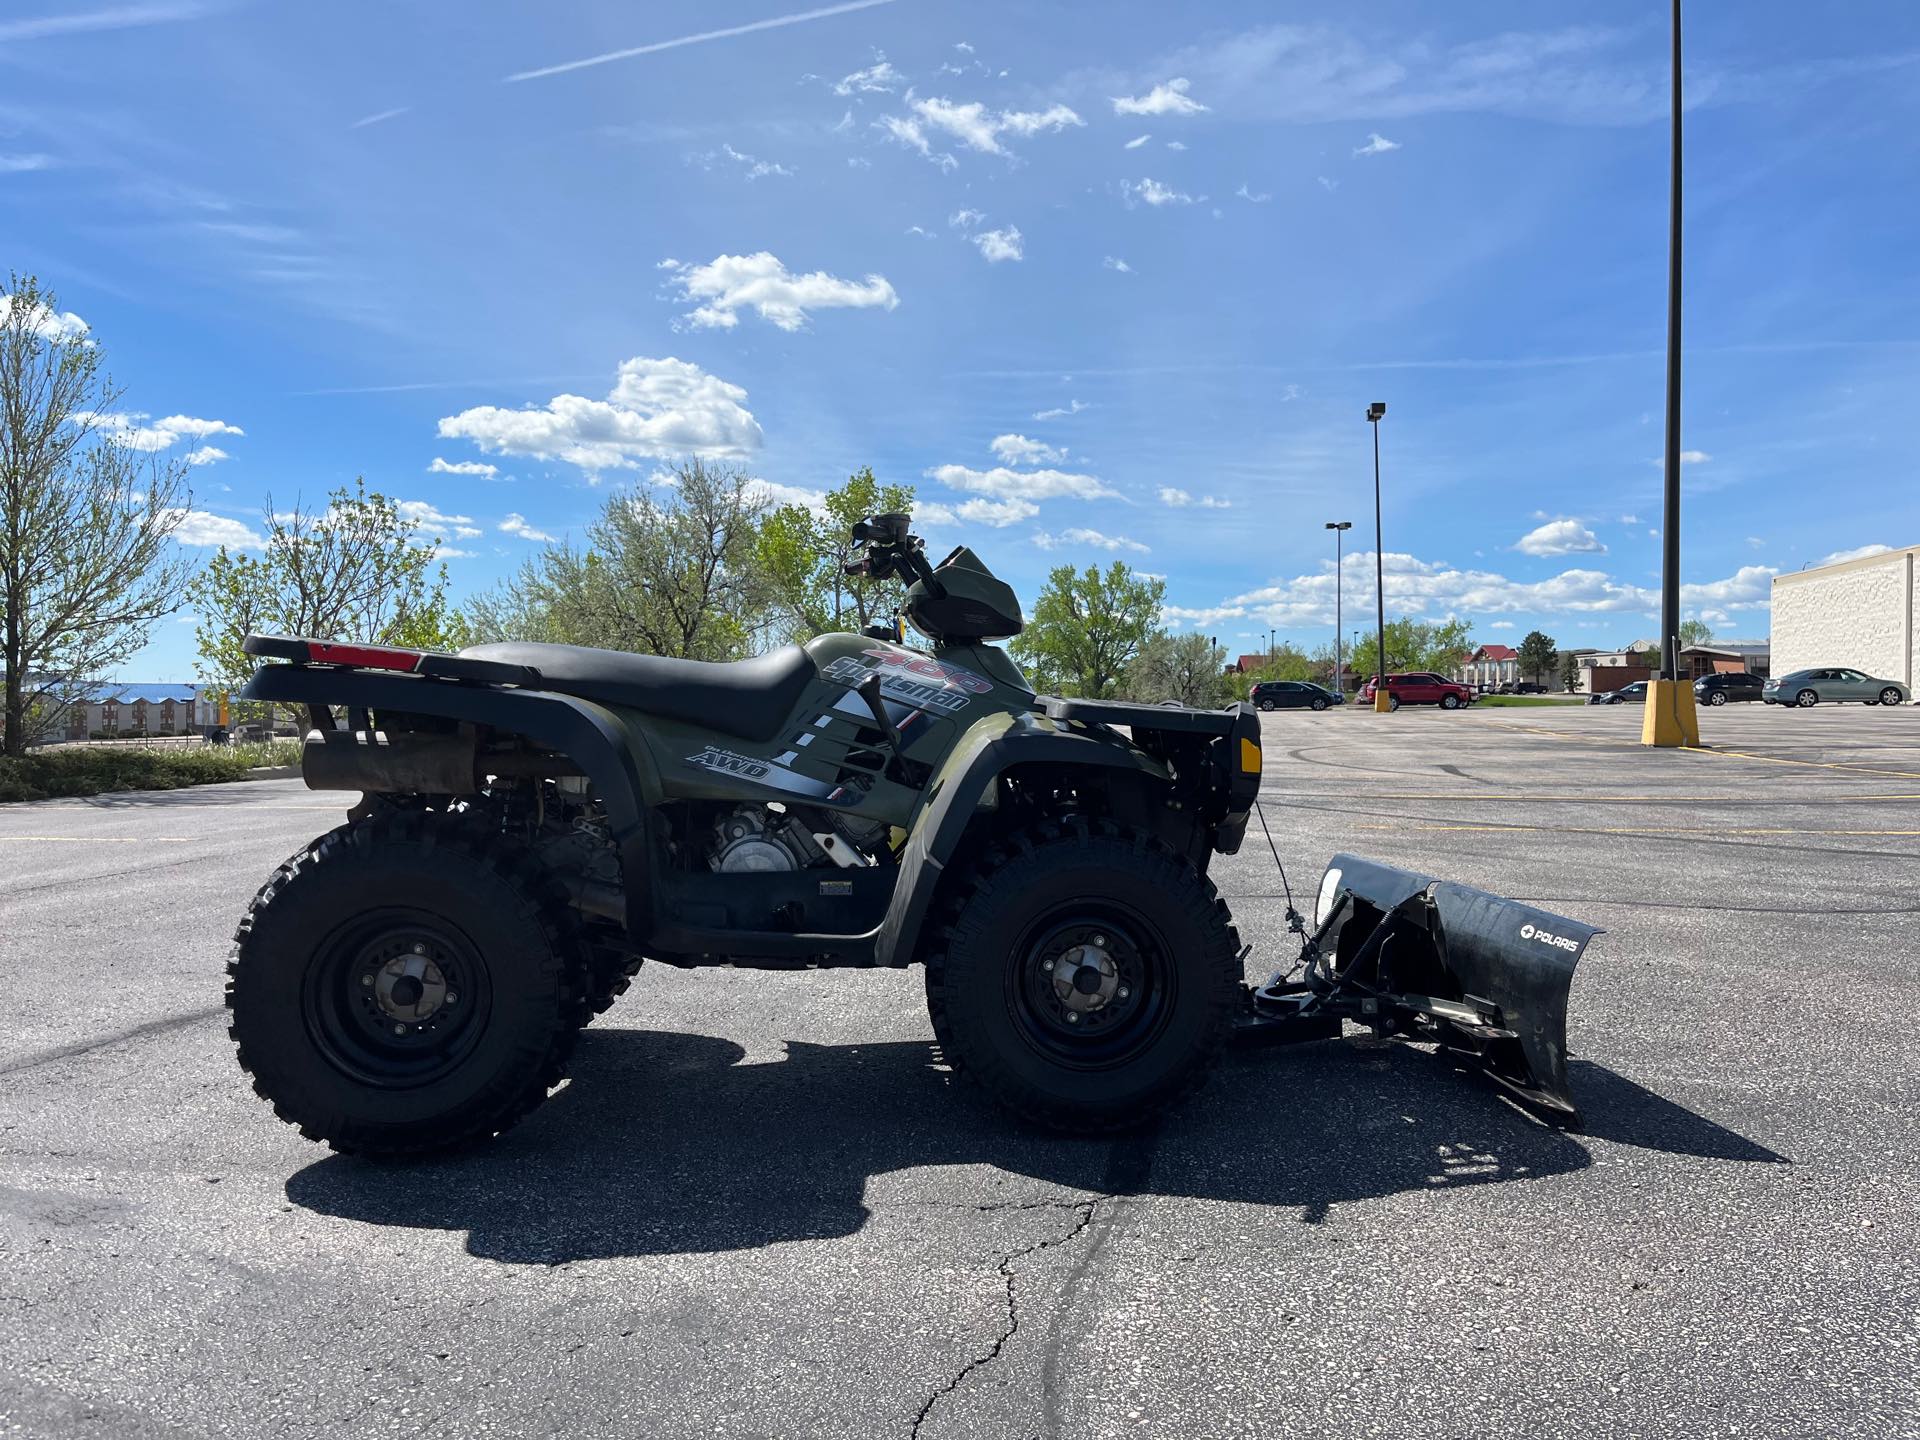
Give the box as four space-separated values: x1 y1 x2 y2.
924 823 1240 1133
227 815 590 1157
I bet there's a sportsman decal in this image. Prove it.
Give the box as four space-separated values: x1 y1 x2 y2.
823 653 975 715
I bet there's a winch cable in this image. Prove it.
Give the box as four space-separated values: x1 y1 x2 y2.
1252 798 1311 983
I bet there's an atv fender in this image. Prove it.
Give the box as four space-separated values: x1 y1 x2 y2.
872 710 1170 968
241 665 659 934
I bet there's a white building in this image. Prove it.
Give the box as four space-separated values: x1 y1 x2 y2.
1771 545 1918 685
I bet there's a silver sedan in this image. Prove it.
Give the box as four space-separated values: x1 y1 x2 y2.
1763 667 1911 707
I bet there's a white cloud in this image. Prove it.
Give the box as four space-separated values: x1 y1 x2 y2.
76 411 243 452
429 457 499 478
183 445 228 466
1034 528 1149 555
1159 487 1229 509
499 513 557 543
0 153 55 173
1745 535 1765 549
397 500 483 540
948 207 986 228
1820 543 1894 566
882 96 1082 164
1032 398 1089 421
972 226 1023 262
350 107 408 130
1489 621 1516 630
1112 78 1209 117
927 463 1118 502
1514 519 1605 556
876 114 956 171
1354 132 1400 156
1165 139 1187 151
1317 175 1337 191
847 155 871 168
1121 177 1195 207
701 142 794 180
905 224 936 238
438 356 763 476
749 479 832 516
960 497 1037 526
1280 383 1302 401
834 57 901 95
660 252 897 331
991 434 1065 465
1619 513 1640 524
0 3 209 42
165 509 264 550
1235 181 1272 202
1207 549 1776 630
1648 450 1711 466
1103 256 1133 273
1124 133 1151 149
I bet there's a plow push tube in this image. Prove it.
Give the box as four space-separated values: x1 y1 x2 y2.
1249 854 1600 1124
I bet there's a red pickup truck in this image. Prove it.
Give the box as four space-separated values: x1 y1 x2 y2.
1360 672 1476 710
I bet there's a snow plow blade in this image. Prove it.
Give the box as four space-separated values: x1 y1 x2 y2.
1247 854 1600 1125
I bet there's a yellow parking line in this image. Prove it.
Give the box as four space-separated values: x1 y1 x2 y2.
1354 822 1920 837
1496 723 1920 780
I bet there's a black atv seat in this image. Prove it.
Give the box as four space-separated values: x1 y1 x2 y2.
461 642 815 743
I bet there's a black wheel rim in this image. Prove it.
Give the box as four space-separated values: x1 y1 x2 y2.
302 907 493 1089
1004 906 1175 1071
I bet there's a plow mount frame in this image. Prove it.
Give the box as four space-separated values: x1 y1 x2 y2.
1232 854 1601 1126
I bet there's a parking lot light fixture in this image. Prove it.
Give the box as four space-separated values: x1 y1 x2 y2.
1366 404 1389 713
1326 521 1353 696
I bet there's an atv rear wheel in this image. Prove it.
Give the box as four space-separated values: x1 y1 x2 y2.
925 824 1240 1133
227 816 589 1157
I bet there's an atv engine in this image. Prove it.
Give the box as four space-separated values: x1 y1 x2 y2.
706 805 889 873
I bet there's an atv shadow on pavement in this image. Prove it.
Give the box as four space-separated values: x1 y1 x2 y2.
286 1026 1783 1263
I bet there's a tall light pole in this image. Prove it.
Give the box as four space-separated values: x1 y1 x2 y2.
1366 402 1389 712
1325 521 1352 695
1645 0 1698 745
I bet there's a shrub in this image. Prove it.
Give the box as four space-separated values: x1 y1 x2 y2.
0 739 302 803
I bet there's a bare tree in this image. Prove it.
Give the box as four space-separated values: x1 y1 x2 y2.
0 274 191 755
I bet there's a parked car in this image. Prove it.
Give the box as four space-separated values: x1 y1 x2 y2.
1251 679 1341 711
1590 681 1650 705
1693 671 1766 706
1360 672 1476 710
1763 668 1911 707
1511 681 1549 695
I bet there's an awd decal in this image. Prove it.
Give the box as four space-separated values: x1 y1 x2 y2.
685 746 851 803
823 655 971 715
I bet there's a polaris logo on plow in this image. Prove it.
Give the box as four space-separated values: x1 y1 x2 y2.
1520 922 1580 953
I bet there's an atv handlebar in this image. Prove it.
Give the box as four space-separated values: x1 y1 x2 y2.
844 513 944 598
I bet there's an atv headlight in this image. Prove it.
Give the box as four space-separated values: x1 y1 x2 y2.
1315 866 1343 929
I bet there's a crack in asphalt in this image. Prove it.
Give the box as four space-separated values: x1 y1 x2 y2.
907 1197 1100 1440
0 1007 224 1077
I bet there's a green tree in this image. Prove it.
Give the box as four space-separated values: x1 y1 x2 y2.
1348 616 1475 681
1678 617 1714 648
1518 629 1558 684
757 466 915 640
458 459 772 660
1125 631 1227 706
189 478 452 705
1249 644 1313 684
1560 650 1580 693
1011 561 1165 697
2 274 193 754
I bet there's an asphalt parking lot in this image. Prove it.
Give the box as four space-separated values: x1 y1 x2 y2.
3 703 1917 1438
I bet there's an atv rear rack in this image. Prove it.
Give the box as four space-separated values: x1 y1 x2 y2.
1233 853 1600 1126
242 633 543 688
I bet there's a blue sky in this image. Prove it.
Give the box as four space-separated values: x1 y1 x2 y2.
4 0 1917 679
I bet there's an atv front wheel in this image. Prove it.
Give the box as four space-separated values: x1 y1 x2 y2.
227 817 588 1157
925 824 1240 1133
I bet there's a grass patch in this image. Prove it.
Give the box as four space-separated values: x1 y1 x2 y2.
0 739 302 803
1473 695 1579 707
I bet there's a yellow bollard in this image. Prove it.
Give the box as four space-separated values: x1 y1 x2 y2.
1641 678 1700 747
1373 688 1393 713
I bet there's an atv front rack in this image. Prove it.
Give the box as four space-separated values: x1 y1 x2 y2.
1234 854 1600 1126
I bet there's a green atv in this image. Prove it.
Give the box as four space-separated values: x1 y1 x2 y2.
229 513 1600 1157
